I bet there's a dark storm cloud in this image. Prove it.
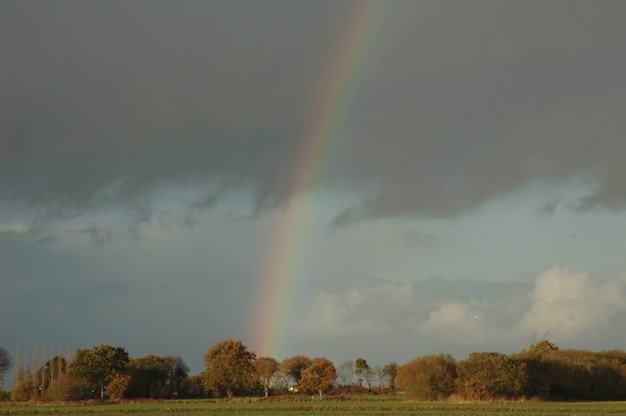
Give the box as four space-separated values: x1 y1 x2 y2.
0 0 350 216
1 1 625 224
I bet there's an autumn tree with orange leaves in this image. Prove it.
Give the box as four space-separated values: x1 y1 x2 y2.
397 353 457 400
280 355 312 387
201 339 256 399
253 356 278 398
298 358 337 399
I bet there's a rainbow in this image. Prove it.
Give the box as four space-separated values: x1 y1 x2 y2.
250 1 385 359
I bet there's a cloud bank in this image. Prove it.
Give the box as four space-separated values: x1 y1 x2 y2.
297 267 626 362
1 1 625 227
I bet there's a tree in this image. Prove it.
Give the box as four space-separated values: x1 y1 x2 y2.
70 345 129 399
365 367 375 390
528 339 559 355
165 355 189 398
11 350 32 401
33 355 68 392
373 365 386 390
396 354 457 401
336 360 355 386
179 375 206 398
298 358 337 399
280 355 312 387
201 339 256 399
383 362 398 391
10 378 35 401
0 347 11 391
511 342 626 401
105 373 132 400
355 358 369 388
456 352 526 400
42 374 93 401
253 356 278 398
126 354 170 398
511 339 559 398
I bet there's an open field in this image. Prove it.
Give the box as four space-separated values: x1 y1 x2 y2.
3 396 626 416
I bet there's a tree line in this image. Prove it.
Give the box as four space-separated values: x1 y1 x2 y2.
397 340 626 401
2 339 626 402
4 344 189 402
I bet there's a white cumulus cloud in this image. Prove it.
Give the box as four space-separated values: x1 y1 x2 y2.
519 266 626 341
300 283 416 337
296 267 626 364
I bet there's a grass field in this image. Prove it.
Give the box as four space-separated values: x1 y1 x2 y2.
3 396 626 415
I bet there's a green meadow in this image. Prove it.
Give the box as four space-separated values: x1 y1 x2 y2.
3 397 626 416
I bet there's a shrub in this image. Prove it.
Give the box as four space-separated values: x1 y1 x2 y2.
42 374 94 401
106 373 131 400
397 354 457 401
456 352 526 400
11 378 36 402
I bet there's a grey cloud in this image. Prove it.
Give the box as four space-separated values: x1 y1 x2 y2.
574 171 626 213
183 193 221 226
331 207 366 227
538 198 560 217
297 267 626 365
1 1 625 225
380 228 440 251
412 276 532 304
35 234 58 245
82 225 112 247
0 1 346 216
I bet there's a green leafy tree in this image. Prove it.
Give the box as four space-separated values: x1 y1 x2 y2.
280 355 312 387
69 345 129 399
253 356 278 398
201 339 256 399
0 347 11 391
397 353 457 401
383 362 398 391
298 358 337 399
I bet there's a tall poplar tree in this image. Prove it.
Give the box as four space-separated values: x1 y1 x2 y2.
0 347 11 391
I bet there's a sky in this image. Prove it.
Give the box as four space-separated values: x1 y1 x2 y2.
2 0 626 387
